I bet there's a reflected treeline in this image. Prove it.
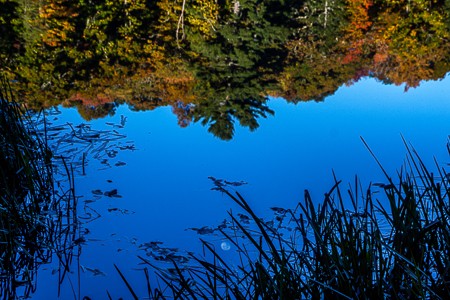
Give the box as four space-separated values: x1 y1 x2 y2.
1 0 450 139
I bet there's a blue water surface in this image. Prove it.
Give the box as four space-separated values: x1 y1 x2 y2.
33 76 450 299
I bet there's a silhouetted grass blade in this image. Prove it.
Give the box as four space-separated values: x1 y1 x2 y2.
1 76 79 300
114 264 139 300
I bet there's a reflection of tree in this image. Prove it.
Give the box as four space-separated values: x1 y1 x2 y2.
278 0 354 101
367 0 450 89
2 0 450 139
184 0 294 139
193 95 274 140
298 0 347 47
280 39 359 102
64 100 119 121
189 0 297 74
189 68 275 139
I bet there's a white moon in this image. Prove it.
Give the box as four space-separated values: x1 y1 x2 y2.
220 242 231 251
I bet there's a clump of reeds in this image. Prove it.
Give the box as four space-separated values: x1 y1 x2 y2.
0 78 78 299
118 138 450 299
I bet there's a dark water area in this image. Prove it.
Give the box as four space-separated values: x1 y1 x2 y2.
2 0 450 298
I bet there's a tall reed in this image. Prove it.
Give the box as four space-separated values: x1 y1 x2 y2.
122 140 450 299
0 77 78 299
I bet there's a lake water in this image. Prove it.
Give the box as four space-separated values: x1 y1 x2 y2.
27 76 450 299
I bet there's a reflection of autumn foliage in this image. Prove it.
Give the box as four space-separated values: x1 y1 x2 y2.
54 66 198 123
2 0 450 139
125 65 197 120
279 0 450 100
150 75 196 105
64 101 118 121
279 39 359 102
39 0 79 48
62 86 126 120
367 0 449 89
340 0 373 64
67 92 115 108
375 54 438 90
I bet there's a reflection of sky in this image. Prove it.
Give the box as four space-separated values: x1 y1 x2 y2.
35 76 450 298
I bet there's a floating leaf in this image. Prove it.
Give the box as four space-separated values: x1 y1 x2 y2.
106 150 118 158
238 213 251 224
82 133 100 139
270 207 287 214
73 237 86 245
104 189 118 197
82 266 106 276
139 241 163 251
187 226 215 235
118 144 136 150
91 189 103 195
224 180 248 186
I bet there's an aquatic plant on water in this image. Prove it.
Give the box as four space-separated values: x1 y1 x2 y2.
115 138 450 299
0 78 79 299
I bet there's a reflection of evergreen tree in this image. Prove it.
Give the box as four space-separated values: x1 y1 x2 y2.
193 94 274 141
185 0 295 139
189 0 297 73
